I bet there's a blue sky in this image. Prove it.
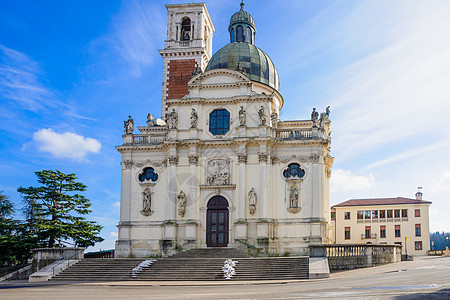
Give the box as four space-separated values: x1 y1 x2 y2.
1 0 449 251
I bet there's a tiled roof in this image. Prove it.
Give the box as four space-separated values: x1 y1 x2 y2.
332 197 432 208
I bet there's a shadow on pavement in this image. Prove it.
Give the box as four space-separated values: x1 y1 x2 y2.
393 288 450 300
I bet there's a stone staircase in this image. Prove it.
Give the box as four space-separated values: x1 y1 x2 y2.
50 259 144 281
51 248 309 281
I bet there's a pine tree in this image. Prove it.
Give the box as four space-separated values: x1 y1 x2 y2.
18 170 104 248
0 192 36 266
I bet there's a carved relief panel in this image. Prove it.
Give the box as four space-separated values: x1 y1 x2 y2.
206 159 230 185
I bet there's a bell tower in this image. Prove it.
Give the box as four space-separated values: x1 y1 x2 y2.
159 3 215 119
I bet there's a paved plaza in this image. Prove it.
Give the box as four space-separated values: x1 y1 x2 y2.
1 256 449 299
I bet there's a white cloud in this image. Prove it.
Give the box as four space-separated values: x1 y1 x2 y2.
33 128 101 160
110 232 118 238
0 44 60 111
364 138 450 171
111 1 166 77
331 169 375 192
432 172 450 192
112 201 120 208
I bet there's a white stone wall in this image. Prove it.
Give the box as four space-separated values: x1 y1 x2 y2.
116 70 332 257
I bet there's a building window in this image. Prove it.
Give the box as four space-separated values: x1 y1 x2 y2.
236 25 244 42
401 209 408 218
365 210 371 220
344 212 350 220
209 109 230 135
394 242 402 246
415 209 421 217
379 210 386 219
245 27 252 43
345 227 350 240
138 167 158 182
387 210 393 218
395 225 401 237
380 225 386 238
372 210 378 219
415 241 422 250
181 17 191 41
357 211 363 220
415 224 421 237
230 28 235 43
331 211 335 220
394 209 400 218
365 226 371 238
283 163 305 179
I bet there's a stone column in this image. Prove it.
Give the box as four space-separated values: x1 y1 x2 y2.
311 154 320 219
188 154 199 221
119 159 132 224
166 155 178 221
237 153 247 219
258 152 268 219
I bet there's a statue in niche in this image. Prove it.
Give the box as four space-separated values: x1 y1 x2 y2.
248 188 257 215
207 159 230 185
271 112 278 129
258 105 266 126
311 108 319 127
238 106 246 126
140 188 153 216
190 108 198 128
289 185 299 209
177 190 186 217
147 113 155 126
168 108 178 129
124 116 134 134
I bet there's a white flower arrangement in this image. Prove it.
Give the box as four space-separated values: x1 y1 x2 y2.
222 259 238 280
131 259 157 277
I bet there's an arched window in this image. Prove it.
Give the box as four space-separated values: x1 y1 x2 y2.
244 27 252 43
230 28 235 43
209 109 230 135
236 25 244 43
181 18 191 41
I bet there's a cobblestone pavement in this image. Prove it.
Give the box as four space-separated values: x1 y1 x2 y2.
1 256 449 299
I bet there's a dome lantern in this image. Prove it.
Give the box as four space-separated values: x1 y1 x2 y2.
228 0 256 44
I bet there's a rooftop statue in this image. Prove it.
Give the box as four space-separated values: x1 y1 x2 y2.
124 116 134 134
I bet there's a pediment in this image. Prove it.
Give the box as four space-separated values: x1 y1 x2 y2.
188 69 250 86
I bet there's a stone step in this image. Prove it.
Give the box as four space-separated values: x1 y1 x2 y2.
51 250 309 281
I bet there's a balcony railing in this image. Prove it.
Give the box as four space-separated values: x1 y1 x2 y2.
276 129 313 140
361 233 377 239
179 41 191 47
132 135 166 145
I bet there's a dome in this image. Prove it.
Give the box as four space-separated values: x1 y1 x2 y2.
205 42 280 91
229 2 255 30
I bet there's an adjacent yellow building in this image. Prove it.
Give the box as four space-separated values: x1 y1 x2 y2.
331 192 431 256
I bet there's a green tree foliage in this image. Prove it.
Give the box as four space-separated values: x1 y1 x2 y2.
18 170 104 248
0 192 37 266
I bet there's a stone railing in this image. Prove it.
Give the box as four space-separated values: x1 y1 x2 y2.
179 41 191 47
361 233 377 239
310 244 402 271
276 129 313 140
133 134 166 145
31 247 85 272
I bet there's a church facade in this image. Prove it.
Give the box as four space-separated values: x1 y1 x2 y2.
115 2 333 257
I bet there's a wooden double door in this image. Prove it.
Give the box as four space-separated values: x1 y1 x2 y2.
206 196 229 247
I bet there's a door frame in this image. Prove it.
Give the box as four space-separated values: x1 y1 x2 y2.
206 196 229 247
